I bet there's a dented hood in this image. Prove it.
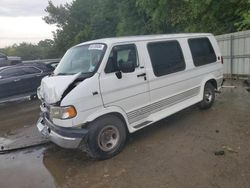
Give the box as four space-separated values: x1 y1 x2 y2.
39 73 81 104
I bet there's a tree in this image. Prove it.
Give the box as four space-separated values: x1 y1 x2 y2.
1 40 59 60
184 0 250 34
135 0 250 34
116 0 149 35
43 0 250 56
43 0 148 55
136 0 189 33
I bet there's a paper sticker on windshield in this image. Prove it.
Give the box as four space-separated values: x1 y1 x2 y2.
88 44 105 50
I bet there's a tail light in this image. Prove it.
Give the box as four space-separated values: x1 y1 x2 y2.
218 56 224 64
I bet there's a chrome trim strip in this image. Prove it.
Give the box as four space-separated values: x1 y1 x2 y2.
127 86 200 124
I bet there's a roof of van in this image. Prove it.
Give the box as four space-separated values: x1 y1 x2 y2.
75 33 213 47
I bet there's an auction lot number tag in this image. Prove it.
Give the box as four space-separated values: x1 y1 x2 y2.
88 44 105 50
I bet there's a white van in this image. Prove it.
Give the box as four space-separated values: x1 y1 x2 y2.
37 34 223 159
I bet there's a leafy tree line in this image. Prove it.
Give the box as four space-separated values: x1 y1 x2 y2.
2 0 250 59
0 39 60 60
43 0 250 56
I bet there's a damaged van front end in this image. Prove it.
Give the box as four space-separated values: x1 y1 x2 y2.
36 73 87 149
36 43 107 149
36 112 87 149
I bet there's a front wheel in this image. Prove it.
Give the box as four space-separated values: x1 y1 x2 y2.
198 82 215 110
84 115 127 160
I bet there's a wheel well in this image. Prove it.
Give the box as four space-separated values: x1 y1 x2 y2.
206 79 217 89
90 112 129 133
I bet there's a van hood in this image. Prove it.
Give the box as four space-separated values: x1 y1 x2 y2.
38 73 81 104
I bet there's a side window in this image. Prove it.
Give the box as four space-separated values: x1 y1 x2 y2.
188 38 217 66
22 67 41 74
1 68 26 78
105 44 139 73
147 40 186 77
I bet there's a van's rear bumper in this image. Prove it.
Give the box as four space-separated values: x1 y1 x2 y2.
36 116 88 149
216 77 224 90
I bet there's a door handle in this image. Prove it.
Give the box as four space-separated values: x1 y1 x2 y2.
14 79 20 82
137 73 146 77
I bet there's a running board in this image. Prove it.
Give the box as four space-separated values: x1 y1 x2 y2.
133 121 152 129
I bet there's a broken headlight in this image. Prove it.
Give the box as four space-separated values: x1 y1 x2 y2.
49 106 77 120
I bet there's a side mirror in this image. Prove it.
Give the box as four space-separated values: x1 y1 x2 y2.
120 61 135 73
115 71 122 79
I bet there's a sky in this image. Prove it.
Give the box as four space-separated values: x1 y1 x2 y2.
0 0 72 48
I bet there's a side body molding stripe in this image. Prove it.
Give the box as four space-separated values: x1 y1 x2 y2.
127 86 200 124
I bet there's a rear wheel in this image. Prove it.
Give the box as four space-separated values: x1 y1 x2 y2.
84 115 127 160
198 82 215 110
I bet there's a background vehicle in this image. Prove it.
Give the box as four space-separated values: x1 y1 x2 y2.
0 63 54 102
0 52 22 67
23 59 61 69
0 53 7 62
43 60 60 69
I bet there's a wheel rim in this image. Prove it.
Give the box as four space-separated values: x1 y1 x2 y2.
98 125 120 152
204 90 213 103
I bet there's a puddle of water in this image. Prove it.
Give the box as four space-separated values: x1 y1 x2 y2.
0 147 55 188
0 125 49 152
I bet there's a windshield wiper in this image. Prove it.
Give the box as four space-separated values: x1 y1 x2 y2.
56 72 90 76
56 73 73 76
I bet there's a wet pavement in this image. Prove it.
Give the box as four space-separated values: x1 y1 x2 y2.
0 100 40 135
0 79 250 188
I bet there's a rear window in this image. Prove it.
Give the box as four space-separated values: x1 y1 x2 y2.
188 38 216 66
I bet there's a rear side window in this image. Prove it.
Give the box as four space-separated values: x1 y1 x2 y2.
0 68 26 78
147 40 185 77
188 38 216 66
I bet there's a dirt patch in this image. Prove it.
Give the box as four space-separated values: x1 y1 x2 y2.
0 100 40 136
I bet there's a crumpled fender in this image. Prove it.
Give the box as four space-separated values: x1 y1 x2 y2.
39 73 81 104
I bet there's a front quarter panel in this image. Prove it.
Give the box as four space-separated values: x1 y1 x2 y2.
55 73 103 127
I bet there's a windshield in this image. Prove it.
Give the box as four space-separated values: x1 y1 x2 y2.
54 43 106 75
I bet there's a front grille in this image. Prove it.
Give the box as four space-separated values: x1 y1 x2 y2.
41 102 50 120
45 111 50 120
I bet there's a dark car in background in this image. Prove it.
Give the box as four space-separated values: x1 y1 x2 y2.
23 58 60 69
0 63 54 103
0 52 22 67
43 60 60 69
0 53 7 61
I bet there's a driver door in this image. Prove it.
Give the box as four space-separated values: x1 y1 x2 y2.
100 43 150 126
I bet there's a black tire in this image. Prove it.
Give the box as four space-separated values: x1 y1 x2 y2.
198 82 215 110
84 115 127 160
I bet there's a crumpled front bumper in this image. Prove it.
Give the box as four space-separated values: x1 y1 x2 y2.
36 116 88 149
